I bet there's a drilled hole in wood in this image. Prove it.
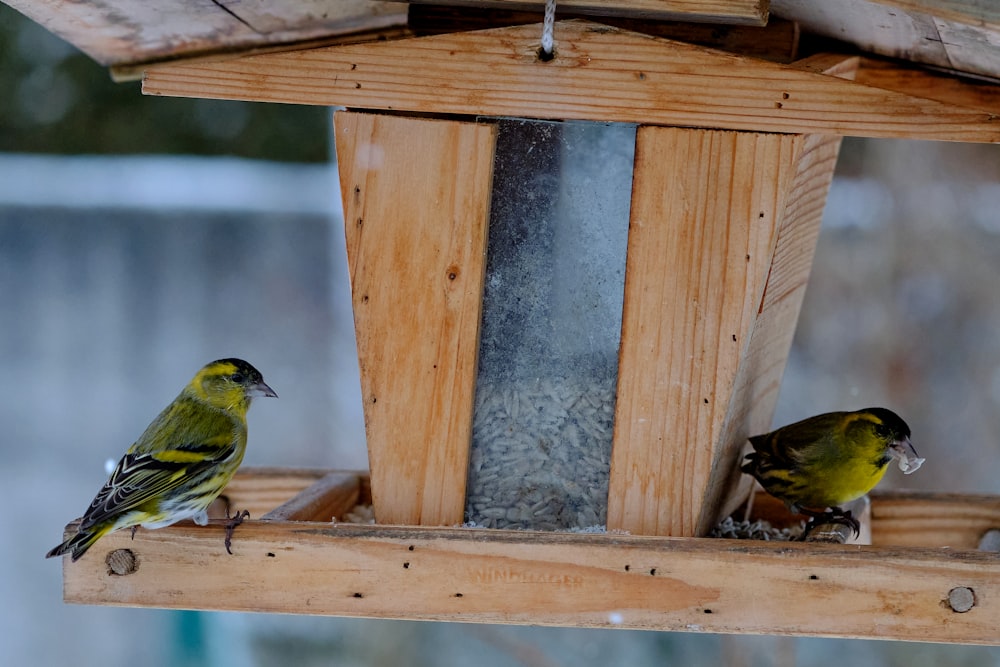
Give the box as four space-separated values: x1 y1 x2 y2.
703 609 713 614
352 592 364 599
403 562 410 569
267 552 276 558
649 568 656 576
537 47 555 62
624 564 630 572
809 574 819 580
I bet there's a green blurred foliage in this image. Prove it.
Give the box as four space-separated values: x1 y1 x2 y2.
0 4 329 161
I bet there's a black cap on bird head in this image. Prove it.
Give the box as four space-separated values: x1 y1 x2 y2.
205 358 278 398
863 407 923 474
863 407 910 440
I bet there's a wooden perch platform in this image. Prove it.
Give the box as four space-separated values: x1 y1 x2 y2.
57 467 1000 644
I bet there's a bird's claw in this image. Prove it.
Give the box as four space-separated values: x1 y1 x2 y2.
224 508 250 555
800 508 860 541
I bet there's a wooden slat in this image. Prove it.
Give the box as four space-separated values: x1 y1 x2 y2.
5 0 409 67
872 492 1000 550
704 132 844 532
398 0 768 24
855 56 1000 113
408 6 799 62
873 0 1000 29
209 467 333 519
772 0 1000 81
60 517 1000 644
142 20 1000 142
607 128 801 537
261 471 363 522
336 111 494 526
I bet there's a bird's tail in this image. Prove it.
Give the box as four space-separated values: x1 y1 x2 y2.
46 523 113 562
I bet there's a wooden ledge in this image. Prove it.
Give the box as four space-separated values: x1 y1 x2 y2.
55 468 1000 644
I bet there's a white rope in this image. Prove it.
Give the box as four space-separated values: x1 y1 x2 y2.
540 0 556 58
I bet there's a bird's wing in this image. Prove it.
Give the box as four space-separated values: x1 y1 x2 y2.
748 415 841 471
78 436 236 530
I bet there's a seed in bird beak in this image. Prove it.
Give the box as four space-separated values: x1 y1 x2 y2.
889 437 924 474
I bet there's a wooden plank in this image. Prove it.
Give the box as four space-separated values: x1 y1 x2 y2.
261 471 363 522
4 0 409 67
398 0 769 24
336 111 494 526
855 56 1000 112
210 467 333 518
873 0 1000 27
607 128 802 537
772 0 1000 81
872 491 1000 550
708 133 843 531
408 5 799 62
60 517 1000 644
142 20 1000 142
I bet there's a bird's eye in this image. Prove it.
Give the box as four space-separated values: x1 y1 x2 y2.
230 372 245 384
873 423 891 439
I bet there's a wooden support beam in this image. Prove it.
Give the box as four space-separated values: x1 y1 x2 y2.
336 111 495 526
142 20 1000 142
397 0 769 24
607 128 803 537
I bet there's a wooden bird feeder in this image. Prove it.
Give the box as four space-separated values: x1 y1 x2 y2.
18 0 1000 644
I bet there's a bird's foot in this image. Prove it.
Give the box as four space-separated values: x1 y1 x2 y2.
131 525 139 540
800 507 860 541
224 508 250 555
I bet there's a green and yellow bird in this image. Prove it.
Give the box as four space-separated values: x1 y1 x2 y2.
47 358 276 562
741 407 923 535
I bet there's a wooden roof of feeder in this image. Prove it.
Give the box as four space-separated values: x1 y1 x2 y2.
14 0 1000 645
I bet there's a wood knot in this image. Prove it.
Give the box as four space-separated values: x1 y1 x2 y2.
947 586 975 613
106 549 137 576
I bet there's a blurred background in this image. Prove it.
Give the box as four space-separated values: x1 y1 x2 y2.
3 3 999 665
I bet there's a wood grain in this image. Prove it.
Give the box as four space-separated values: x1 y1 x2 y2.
336 111 495 526
706 133 844 531
855 56 1000 113
872 491 1000 550
261 471 363 522
60 514 1000 643
397 0 769 24
408 6 799 62
607 128 800 537
207 467 335 519
142 20 1000 142
772 0 1000 81
5 0 409 67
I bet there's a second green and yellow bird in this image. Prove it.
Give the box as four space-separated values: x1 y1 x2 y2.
47 358 276 562
741 407 924 535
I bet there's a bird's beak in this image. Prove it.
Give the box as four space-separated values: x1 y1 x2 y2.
250 381 278 399
889 436 924 474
